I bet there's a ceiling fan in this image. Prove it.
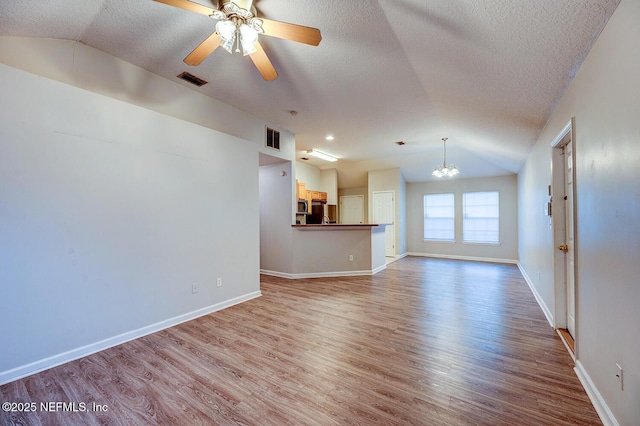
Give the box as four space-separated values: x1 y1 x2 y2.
154 0 322 81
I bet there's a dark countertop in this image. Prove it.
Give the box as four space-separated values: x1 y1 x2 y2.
291 224 387 229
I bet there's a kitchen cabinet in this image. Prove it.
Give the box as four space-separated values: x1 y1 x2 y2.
296 181 307 200
296 180 327 213
296 180 326 202
306 193 313 213
309 191 327 201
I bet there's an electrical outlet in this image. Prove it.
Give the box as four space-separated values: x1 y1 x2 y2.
616 363 623 391
217 277 223 287
349 254 354 262
192 283 199 294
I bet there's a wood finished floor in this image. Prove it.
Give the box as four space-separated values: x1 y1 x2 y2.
1 257 601 425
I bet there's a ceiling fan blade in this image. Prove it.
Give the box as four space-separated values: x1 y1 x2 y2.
184 32 222 66
249 42 278 81
153 0 215 16
261 19 322 46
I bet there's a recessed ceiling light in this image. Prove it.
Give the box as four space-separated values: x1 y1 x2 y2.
325 135 335 141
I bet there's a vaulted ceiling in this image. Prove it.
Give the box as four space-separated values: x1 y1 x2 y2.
0 0 620 187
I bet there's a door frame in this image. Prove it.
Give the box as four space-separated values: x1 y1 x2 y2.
550 118 579 354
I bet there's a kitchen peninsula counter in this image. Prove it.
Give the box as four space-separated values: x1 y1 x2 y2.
291 223 386 229
283 223 388 278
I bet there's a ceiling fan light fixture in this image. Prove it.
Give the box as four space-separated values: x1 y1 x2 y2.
239 23 258 55
214 4 264 56
220 1 252 19
216 19 236 40
307 149 337 162
219 33 236 53
210 10 227 20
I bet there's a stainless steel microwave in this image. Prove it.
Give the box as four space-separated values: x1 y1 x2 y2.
297 200 308 213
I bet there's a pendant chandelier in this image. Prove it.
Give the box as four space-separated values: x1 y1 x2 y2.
432 137 459 178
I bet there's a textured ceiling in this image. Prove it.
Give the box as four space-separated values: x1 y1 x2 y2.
0 0 620 187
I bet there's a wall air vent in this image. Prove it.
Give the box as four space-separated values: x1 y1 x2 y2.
266 127 280 151
177 72 208 87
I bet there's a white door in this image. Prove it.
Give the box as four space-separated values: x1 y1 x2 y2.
340 195 364 224
564 141 576 337
372 191 395 257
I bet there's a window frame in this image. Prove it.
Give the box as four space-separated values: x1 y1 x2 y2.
423 193 456 242
462 190 500 245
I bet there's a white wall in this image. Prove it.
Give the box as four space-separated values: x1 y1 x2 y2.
259 162 294 274
295 161 321 190
0 63 260 382
0 37 296 161
320 168 338 206
407 175 518 262
518 0 640 423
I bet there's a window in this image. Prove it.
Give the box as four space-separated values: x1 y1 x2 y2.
463 191 499 243
423 193 455 241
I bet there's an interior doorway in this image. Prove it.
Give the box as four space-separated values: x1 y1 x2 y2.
372 191 395 257
551 118 577 355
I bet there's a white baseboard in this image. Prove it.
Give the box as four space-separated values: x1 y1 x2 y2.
260 265 386 280
386 253 408 264
260 269 297 279
371 264 387 275
517 262 555 328
407 252 517 264
575 360 619 426
0 291 261 386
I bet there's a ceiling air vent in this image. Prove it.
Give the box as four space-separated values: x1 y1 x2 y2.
177 72 208 87
266 127 280 151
